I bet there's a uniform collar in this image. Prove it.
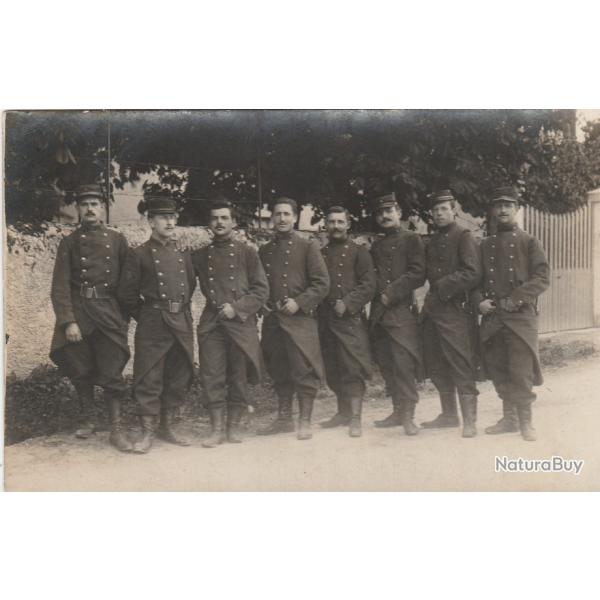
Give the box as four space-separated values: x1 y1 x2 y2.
149 233 176 247
275 231 295 241
436 221 457 234
383 227 403 237
79 222 105 232
212 234 235 246
497 222 519 232
328 236 349 245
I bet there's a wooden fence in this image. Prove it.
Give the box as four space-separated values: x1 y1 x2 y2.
522 204 593 333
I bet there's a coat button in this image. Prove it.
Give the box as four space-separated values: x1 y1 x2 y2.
210 290 215 294
106 269 111 273
105 257 110 260
152 248 157 252
82 269 87 273
229 253 235 257
155 260 160 264
230 264 235 268
490 280 495 284
104 283 108 287
490 268 494 272
178 259 183 263
180 269 184 273
181 282 185 286
158 272 163 276
159 282 164 286
161 293 166 298
105 244 110 248
283 274 287 278
83 281 89 285
209 277 213 281
229 276 234 280
103 233 108 237
337 284 342 288
285 250 290 254
81 257 87 261
81 234 86 238
288 241 292 245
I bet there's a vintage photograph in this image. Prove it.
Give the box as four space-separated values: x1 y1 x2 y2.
3 109 600 491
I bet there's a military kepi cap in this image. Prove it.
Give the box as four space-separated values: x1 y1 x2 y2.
146 194 177 215
491 185 520 204
75 183 105 203
372 192 398 212
429 189 455 208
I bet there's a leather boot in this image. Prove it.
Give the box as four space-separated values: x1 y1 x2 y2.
297 395 314 441
227 405 245 444
157 408 190 446
74 383 97 439
374 395 403 428
257 397 295 435
348 397 362 438
421 391 460 428
321 394 351 428
517 402 537 442
202 407 226 448
485 398 519 434
402 401 419 436
459 394 477 438
133 415 156 454
106 394 133 452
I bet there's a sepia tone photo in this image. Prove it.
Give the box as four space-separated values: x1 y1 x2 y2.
3 109 600 491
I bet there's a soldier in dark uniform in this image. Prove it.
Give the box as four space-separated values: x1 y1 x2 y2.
318 206 376 437
472 186 550 441
420 190 482 437
193 199 269 447
49 184 132 452
117 195 196 453
369 193 426 435
257 197 330 441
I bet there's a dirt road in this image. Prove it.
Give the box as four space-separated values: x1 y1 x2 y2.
4 356 599 491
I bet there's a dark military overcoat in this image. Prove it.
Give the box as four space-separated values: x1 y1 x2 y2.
50 224 130 372
117 236 196 386
369 228 426 366
193 237 269 384
259 231 330 380
318 238 375 379
472 224 550 385
421 222 481 377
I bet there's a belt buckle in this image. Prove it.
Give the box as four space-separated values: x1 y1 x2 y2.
168 300 182 313
81 285 96 299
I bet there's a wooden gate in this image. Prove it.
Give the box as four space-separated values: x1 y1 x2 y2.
522 204 593 333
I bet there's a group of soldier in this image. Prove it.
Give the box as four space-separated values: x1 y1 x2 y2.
49 183 550 454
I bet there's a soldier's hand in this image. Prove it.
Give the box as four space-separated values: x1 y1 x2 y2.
380 293 390 306
281 298 300 315
503 298 520 312
333 300 347 317
65 322 83 343
479 299 496 315
219 303 236 320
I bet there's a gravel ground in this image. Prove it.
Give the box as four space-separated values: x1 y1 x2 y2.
4 355 599 491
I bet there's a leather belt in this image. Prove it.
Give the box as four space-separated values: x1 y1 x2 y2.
145 299 189 314
79 285 114 299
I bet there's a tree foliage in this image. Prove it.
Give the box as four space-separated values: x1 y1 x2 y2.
5 109 600 231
